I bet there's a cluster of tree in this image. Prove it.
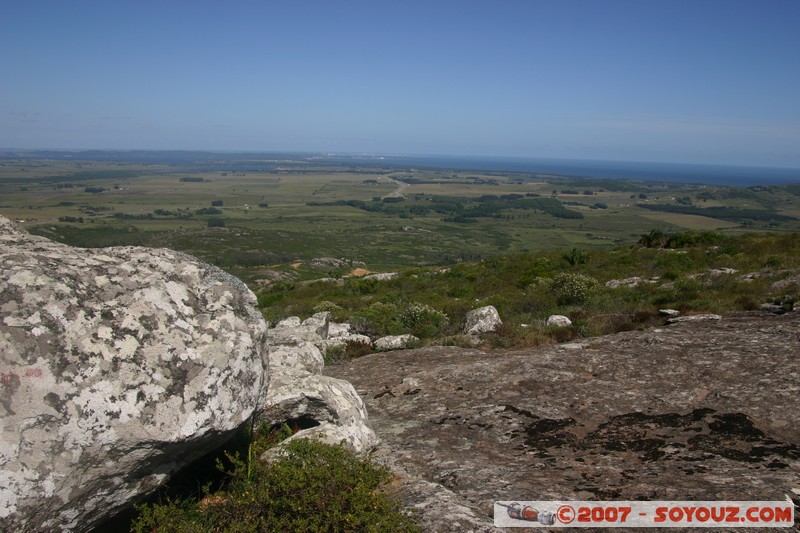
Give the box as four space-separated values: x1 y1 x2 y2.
112 209 194 220
112 212 154 220
195 207 223 215
451 196 584 220
58 216 84 223
84 186 105 194
308 194 583 221
179 177 206 182
152 209 193 219
637 229 724 249
394 175 499 186
637 203 797 223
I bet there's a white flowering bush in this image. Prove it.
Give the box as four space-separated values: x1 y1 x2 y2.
550 272 599 305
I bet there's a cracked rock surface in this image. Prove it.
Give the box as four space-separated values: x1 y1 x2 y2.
327 312 800 531
0 216 268 532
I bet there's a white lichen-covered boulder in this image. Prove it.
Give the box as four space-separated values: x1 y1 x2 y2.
0 216 268 532
463 306 502 335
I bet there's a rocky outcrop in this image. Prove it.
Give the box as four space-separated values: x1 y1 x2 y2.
463 306 502 335
308 257 365 270
327 312 800 528
0 216 268 532
260 312 378 453
362 272 399 281
605 276 659 288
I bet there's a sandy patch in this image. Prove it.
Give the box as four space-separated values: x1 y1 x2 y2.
350 268 370 277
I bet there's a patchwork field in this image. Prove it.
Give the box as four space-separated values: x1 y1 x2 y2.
2 156 799 284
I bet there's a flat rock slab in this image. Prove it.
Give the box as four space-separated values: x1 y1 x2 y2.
326 312 800 528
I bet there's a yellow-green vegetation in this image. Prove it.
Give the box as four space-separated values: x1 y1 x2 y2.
2 157 800 283
3 157 800 347
258 231 800 352
131 424 418 533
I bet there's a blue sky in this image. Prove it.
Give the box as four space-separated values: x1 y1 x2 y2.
1 0 798 167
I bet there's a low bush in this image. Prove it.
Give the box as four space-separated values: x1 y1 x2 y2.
132 428 418 532
398 303 450 338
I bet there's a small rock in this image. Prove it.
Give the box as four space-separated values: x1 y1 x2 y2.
605 276 659 289
546 315 572 327
327 322 352 338
666 314 722 324
401 377 421 388
708 267 738 276
659 309 681 317
269 339 325 374
276 316 302 328
560 343 585 350
759 303 785 315
770 275 800 292
270 313 330 343
463 305 502 335
375 334 419 351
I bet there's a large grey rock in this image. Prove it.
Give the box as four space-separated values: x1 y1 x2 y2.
463 306 502 335
0 216 268 532
327 312 800 525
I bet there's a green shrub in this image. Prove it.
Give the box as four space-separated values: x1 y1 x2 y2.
312 300 348 321
398 303 449 338
563 247 588 266
353 302 401 337
132 436 418 533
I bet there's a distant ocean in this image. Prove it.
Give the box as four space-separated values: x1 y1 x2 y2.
3 149 798 187
348 155 800 187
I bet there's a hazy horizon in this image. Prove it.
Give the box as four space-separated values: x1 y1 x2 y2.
2 1 799 168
